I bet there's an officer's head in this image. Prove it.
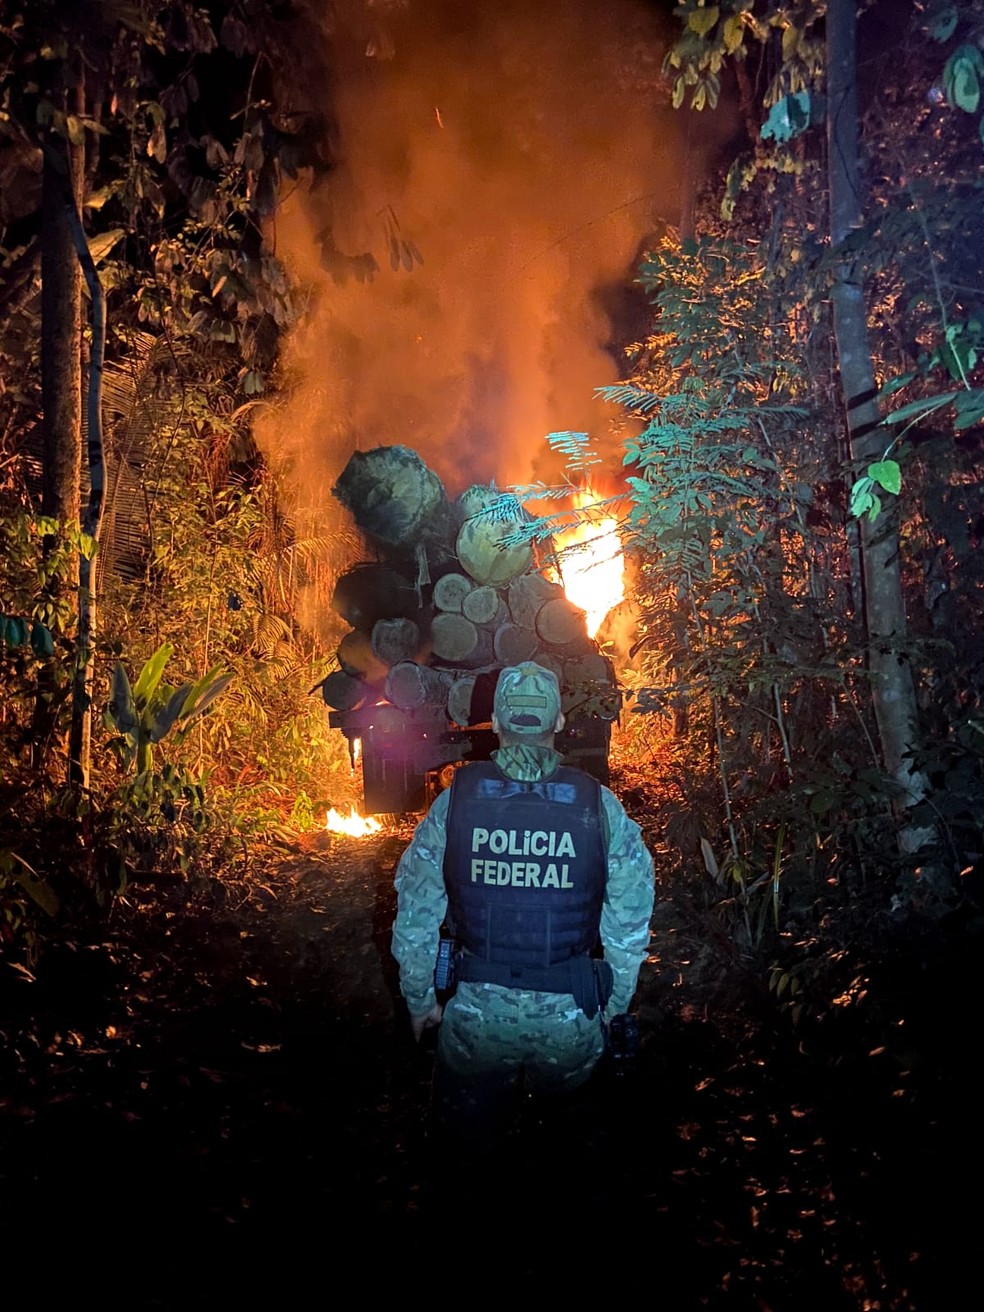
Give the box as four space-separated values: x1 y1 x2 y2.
492 661 564 746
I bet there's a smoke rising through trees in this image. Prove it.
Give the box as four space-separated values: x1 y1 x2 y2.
256 0 691 517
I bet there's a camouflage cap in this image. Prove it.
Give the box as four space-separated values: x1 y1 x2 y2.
493 661 562 736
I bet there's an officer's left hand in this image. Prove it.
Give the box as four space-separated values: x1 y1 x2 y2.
410 1003 444 1042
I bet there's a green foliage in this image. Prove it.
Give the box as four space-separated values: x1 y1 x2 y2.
106 643 234 777
105 761 215 886
760 91 814 143
664 1 826 114
0 847 59 967
849 459 902 523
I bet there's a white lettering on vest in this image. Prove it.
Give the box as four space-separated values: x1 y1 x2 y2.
468 832 579 888
473 829 577 859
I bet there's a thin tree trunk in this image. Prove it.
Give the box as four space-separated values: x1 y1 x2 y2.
826 0 939 877
34 87 84 771
64 184 106 788
41 132 82 526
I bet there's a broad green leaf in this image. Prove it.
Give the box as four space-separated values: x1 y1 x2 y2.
109 662 139 736
954 63 980 112
849 478 875 519
722 14 743 53
688 6 719 38
878 370 917 399
941 322 978 379
944 45 984 111
30 622 55 657
3 615 29 647
954 388 984 429
868 460 901 495
132 642 173 706
180 668 235 721
882 390 958 424
148 683 195 743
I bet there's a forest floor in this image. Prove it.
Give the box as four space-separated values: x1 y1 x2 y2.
0 767 976 1310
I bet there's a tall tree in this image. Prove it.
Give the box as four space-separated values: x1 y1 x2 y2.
33 54 86 770
661 0 949 888
825 0 934 866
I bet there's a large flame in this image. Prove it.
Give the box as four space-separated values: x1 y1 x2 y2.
555 490 625 637
325 805 382 838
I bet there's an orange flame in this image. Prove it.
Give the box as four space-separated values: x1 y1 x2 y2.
325 805 382 837
555 490 625 637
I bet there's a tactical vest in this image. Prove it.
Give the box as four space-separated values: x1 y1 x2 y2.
443 760 607 981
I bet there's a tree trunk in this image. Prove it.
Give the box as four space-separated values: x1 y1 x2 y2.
66 167 106 789
41 134 83 528
462 584 506 627
370 616 422 666
34 90 84 772
432 571 474 613
337 629 389 684
320 669 371 711
826 0 938 876
493 622 539 665
385 661 448 710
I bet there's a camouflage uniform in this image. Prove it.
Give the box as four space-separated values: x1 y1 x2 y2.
392 737 655 1132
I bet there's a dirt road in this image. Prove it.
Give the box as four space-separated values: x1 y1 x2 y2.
0 824 970 1309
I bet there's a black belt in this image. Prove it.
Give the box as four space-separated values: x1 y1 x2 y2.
455 953 613 1019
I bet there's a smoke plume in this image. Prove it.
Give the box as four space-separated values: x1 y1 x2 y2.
256 0 685 521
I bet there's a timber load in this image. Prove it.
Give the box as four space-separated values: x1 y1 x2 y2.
317 444 620 809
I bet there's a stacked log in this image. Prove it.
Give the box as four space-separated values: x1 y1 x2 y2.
321 445 619 736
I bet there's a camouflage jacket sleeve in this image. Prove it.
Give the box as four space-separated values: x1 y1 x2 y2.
599 786 655 1019
391 789 450 1018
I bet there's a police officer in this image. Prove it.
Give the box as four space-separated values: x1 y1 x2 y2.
391 660 655 1143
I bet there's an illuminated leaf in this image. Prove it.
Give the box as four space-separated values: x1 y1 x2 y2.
953 59 980 112
849 477 876 520
148 684 194 743
868 461 901 496
761 91 811 142
943 45 984 112
884 391 959 425
87 228 124 265
109 662 138 736
722 14 743 53
132 642 173 707
688 6 719 38
700 836 720 879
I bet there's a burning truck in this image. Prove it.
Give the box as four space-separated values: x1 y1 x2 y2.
319 445 622 815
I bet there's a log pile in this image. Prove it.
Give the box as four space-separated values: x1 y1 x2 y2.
320 445 619 737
